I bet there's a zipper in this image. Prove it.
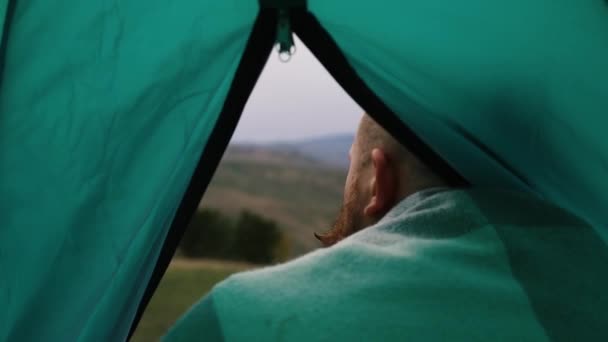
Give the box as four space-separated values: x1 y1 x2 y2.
276 8 295 62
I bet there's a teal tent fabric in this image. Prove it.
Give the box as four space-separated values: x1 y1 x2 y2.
309 0 608 239
0 1 257 340
0 1 9 39
1 0 607 340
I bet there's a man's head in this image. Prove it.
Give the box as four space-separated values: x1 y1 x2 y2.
315 113 448 246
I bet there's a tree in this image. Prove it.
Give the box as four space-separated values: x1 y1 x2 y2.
178 208 289 264
232 210 282 264
179 208 233 258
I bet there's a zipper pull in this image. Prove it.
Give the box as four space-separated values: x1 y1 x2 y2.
276 9 296 62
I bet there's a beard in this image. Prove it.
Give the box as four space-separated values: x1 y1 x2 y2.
315 180 363 247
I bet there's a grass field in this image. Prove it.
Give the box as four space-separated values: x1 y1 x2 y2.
131 259 253 341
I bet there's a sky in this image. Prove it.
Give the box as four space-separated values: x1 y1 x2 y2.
231 36 362 143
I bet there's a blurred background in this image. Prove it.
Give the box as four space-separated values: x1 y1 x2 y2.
132 37 362 340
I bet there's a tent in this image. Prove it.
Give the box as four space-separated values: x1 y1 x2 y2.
1 0 606 340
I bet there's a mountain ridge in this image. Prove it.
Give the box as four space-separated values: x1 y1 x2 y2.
233 133 354 169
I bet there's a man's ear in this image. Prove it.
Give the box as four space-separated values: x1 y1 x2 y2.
363 148 398 218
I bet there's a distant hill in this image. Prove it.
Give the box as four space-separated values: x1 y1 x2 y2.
198 136 350 257
242 133 354 169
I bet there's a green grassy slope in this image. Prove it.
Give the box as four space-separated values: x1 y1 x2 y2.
199 144 347 256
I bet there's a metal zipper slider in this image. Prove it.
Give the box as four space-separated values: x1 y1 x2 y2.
276 9 296 62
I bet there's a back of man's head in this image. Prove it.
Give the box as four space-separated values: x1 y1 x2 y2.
316 113 448 246
356 114 447 193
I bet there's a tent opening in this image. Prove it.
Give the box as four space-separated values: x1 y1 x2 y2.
130 35 361 341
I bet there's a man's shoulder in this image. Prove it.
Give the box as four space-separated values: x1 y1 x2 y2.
212 246 341 302
166 188 608 341
214 187 594 303
213 187 592 297
204 203 555 341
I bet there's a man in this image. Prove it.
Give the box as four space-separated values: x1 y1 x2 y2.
313 114 448 247
165 114 608 341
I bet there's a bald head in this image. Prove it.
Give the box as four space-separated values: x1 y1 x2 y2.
354 114 446 193
356 115 407 168
316 113 448 247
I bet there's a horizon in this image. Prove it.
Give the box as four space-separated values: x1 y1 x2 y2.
230 131 355 146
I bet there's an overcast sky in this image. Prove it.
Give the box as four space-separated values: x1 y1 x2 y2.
231 36 362 143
